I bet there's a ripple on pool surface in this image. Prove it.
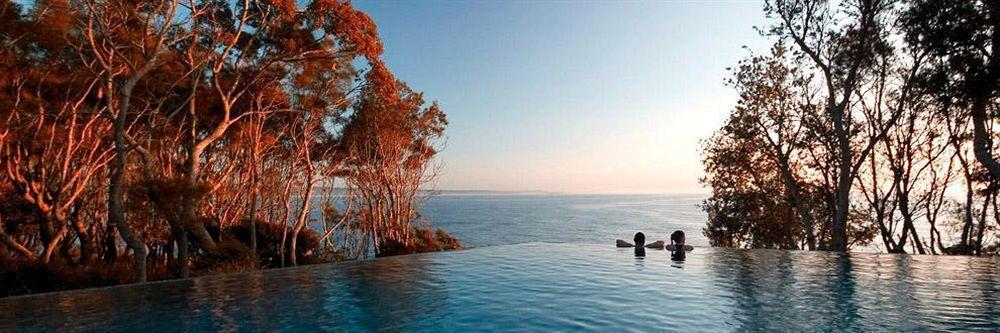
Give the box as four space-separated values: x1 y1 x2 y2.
2 243 999 332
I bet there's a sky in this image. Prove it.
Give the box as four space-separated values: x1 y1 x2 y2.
352 0 771 194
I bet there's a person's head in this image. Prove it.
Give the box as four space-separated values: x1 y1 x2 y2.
633 232 645 247
670 230 686 245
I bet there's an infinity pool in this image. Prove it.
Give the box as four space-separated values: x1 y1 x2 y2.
2 243 998 332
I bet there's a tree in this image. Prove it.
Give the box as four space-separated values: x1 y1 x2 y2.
341 82 447 257
901 0 1000 255
902 0 1000 183
732 44 821 249
706 0 1000 255
765 0 894 251
702 43 878 250
0 0 456 295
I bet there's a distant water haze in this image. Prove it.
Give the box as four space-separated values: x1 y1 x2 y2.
401 193 933 253
310 191 941 252
311 193 709 247
417 193 710 247
310 190 941 253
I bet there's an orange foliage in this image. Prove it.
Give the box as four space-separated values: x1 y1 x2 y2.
0 0 456 294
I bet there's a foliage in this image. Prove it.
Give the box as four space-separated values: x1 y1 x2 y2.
378 227 463 257
704 0 998 255
341 82 448 256
0 0 457 295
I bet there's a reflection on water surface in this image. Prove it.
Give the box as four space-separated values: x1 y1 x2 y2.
1 243 998 332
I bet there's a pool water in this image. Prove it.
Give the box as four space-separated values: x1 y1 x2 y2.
2 243 998 332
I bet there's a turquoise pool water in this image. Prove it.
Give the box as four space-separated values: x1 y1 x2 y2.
2 243 998 332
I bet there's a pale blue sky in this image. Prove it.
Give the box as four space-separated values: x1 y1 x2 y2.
353 0 770 194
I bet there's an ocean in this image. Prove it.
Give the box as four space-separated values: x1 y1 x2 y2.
417 193 709 248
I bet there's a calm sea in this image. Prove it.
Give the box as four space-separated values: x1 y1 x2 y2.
417 193 709 248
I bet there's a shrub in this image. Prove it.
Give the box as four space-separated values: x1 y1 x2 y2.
0 258 129 297
379 227 462 257
191 237 258 275
227 221 321 268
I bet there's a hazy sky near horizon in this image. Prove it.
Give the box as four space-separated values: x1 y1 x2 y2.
353 0 770 194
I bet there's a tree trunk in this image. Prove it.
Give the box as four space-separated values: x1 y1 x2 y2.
975 193 993 255
290 181 314 266
895 178 925 254
71 209 97 264
109 148 147 282
831 108 853 252
0 226 34 260
971 98 1000 182
181 95 218 255
182 148 217 252
249 191 258 252
41 222 67 263
777 155 817 250
962 171 975 248
177 230 190 278
972 7 1000 182
109 83 148 282
103 223 118 263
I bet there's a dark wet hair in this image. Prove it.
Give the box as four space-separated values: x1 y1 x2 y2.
670 230 685 245
633 232 645 246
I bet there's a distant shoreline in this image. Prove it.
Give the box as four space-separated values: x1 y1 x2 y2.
429 191 709 197
316 186 709 197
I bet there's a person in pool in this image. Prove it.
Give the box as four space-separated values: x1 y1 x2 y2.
616 232 666 249
667 230 693 261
